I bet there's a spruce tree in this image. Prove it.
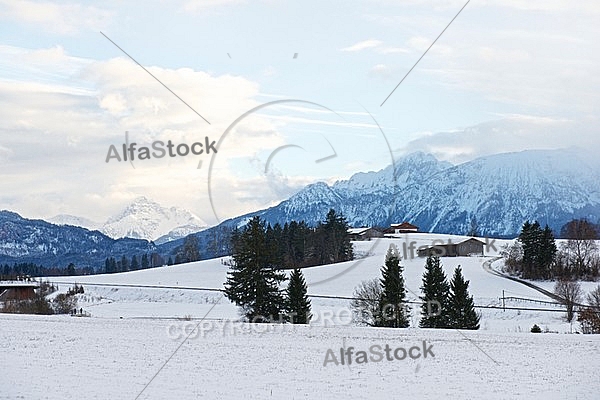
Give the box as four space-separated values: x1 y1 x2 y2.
224 216 287 322
130 255 139 271
447 266 480 330
285 268 311 324
141 254 149 269
419 255 450 328
378 244 409 328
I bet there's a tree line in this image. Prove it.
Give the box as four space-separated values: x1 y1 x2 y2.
224 209 353 323
352 247 480 330
0 262 95 279
502 219 600 280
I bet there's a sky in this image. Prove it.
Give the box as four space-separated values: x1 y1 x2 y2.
0 0 599 226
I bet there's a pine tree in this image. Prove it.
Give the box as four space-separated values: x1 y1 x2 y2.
285 268 311 324
120 255 129 272
224 216 287 322
141 254 149 269
130 255 139 271
179 235 201 263
419 255 450 328
539 225 557 278
378 244 409 328
447 266 480 330
316 209 353 264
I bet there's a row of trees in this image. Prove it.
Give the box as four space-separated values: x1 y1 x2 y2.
224 216 313 323
502 219 600 280
352 248 480 330
241 209 354 269
0 263 94 279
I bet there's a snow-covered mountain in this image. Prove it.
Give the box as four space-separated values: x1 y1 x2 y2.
48 214 101 231
101 197 208 243
0 210 154 267
214 148 600 237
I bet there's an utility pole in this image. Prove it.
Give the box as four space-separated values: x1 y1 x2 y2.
502 290 505 312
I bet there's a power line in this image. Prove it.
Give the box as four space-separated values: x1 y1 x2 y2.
48 280 585 314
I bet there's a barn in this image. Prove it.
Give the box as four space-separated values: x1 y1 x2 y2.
0 281 39 301
417 238 485 257
348 227 384 241
384 222 419 235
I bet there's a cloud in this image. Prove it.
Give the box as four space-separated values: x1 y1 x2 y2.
183 0 247 12
0 45 389 224
340 39 383 52
0 0 112 35
397 116 596 164
0 45 278 222
340 39 409 55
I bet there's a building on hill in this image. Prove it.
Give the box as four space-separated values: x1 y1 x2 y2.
348 227 384 241
385 222 419 234
0 281 39 301
417 238 485 258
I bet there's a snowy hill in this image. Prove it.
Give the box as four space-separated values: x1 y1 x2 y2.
222 148 600 237
100 197 208 242
5 233 600 399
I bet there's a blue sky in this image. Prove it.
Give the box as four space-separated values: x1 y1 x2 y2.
0 0 598 225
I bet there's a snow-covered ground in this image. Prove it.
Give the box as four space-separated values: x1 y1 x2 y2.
2 234 599 399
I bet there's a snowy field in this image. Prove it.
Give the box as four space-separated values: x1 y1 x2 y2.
2 234 600 399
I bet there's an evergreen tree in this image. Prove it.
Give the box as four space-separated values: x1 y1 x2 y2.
167 256 174 266
518 221 556 279
419 255 450 328
66 263 76 276
120 255 129 272
377 244 409 328
447 266 480 330
316 209 353 264
285 268 311 324
178 235 201 263
130 255 139 271
539 225 557 278
141 254 149 269
224 216 287 322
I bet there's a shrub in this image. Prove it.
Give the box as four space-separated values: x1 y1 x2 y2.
530 324 542 333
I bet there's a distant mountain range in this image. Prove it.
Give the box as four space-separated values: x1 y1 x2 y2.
2 148 599 269
209 148 600 237
0 211 155 267
49 197 208 244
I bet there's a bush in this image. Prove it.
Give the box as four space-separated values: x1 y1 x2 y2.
578 308 600 334
53 293 77 314
530 324 542 333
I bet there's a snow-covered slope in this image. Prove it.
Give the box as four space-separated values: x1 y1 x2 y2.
101 197 208 242
49 233 598 334
8 233 598 399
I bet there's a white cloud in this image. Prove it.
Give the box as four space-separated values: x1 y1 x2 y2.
340 39 409 55
398 116 596 164
340 39 383 52
0 0 112 35
183 0 247 12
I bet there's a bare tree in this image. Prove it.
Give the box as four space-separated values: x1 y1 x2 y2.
560 219 599 278
579 285 600 334
500 241 523 274
588 285 600 310
554 279 582 322
350 278 382 326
